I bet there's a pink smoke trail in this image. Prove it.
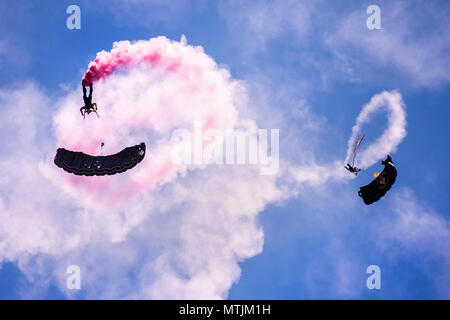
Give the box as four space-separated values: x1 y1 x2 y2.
82 39 185 86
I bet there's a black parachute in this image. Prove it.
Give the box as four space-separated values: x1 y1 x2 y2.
54 143 146 176
358 155 397 205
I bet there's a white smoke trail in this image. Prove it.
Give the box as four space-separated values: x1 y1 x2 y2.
344 90 407 169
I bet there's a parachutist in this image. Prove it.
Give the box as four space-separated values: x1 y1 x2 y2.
345 134 365 175
80 83 99 118
345 164 361 175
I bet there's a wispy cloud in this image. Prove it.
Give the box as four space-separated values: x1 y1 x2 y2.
219 0 450 88
326 1 450 87
375 188 450 297
218 0 320 53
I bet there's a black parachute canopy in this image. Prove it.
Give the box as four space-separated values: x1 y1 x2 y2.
358 156 397 205
54 143 146 176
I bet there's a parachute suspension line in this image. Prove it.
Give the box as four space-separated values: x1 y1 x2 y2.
352 134 365 167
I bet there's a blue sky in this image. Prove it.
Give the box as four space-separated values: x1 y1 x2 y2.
0 0 449 299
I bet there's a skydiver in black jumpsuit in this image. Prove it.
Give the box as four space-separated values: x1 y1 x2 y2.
80 83 99 118
345 163 361 175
